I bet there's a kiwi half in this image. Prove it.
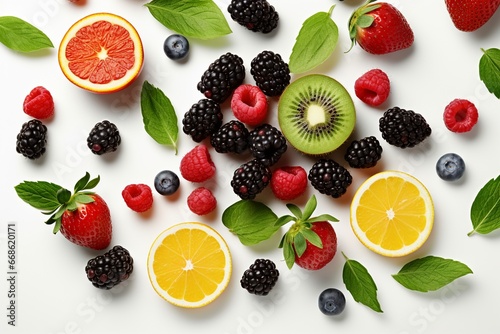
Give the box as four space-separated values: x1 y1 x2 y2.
278 74 356 156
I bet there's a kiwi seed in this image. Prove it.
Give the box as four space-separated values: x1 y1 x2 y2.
277 74 356 156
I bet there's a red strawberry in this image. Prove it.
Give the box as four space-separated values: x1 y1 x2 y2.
445 0 500 32
14 173 112 250
278 195 338 270
348 0 414 55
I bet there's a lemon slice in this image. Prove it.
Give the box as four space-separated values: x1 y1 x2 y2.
147 222 232 308
350 171 434 257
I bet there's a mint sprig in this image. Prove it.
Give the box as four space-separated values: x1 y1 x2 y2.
392 256 473 292
479 48 500 99
145 0 231 40
342 253 382 313
14 172 100 233
140 80 178 154
276 195 338 269
222 200 279 245
469 175 500 236
288 5 339 74
0 16 53 52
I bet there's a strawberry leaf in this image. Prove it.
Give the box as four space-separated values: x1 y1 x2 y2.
75 194 95 204
56 188 71 204
302 195 317 221
84 175 100 190
283 239 296 269
301 228 323 248
307 214 339 223
286 203 302 219
52 218 62 234
74 172 90 192
294 233 307 257
479 48 500 99
274 215 295 227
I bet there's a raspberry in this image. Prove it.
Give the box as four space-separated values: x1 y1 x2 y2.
23 86 54 119
179 144 216 182
270 166 308 200
122 184 153 213
443 99 478 133
354 69 390 107
187 187 217 215
231 84 268 126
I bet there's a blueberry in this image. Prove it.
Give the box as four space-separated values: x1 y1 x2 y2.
163 34 189 60
318 288 346 316
154 170 180 195
436 153 465 181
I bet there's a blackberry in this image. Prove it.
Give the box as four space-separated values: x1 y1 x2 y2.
344 136 383 168
85 245 133 290
231 159 271 199
182 99 223 142
250 50 290 96
379 107 432 148
16 119 47 159
197 52 245 104
248 123 287 166
87 120 121 155
227 0 279 34
240 259 279 296
210 120 250 154
308 159 352 198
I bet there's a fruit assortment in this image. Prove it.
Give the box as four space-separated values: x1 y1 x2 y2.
5 0 500 330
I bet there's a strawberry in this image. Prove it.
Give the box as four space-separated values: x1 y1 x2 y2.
14 172 112 250
445 0 500 32
278 195 338 270
348 0 414 55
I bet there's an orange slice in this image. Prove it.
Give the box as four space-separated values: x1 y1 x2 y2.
58 13 144 94
147 222 232 308
350 171 434 257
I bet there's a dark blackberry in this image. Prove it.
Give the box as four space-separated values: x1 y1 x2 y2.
210 120 250 154
250 50 290 96
227 0 279 34
248 123 287 166
16 119 47 160
379 107 432 148
85 245 133 290
308 159 352 198
240 259 279 296
344 136 383 168
182 99 223 142
197 52 245 103
231 159 271 199
87 120 121 155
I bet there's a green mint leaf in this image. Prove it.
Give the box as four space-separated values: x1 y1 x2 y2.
145 0 231 40
283 239 296 269
286 203 302 219
0 16 53 52
301 195 317 221
15 181 64 212
74 172 90 193
222 200 279 245
294 233 307 257
469 175 500 236
140 80 178 154
289 5 339 74
274 215 295 227
342 253 383 313
392 256 473 292
300 228 322 248
479 48 500 99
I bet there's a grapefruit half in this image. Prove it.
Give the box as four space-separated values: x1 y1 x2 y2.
58 13 144 94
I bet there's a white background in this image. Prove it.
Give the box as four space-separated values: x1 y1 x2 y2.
1 0 499 333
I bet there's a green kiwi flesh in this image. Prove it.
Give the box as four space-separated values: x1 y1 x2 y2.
278 74 356 155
